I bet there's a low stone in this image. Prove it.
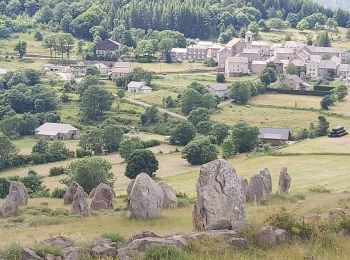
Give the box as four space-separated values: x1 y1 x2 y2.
230 220 251 235
229 238 249 250
71 186 90 216
255 226 276 247
9 181 28 206
21 248 43 260
64 182 87 205
205 218 232 231
0 190 20 217
158 182 177 208
185 229 236 241
91 236 113 247
44 253 62 260
126 236 188 252
41 236 75 249
63 246 92 260
92 243 117 257
340 228 350 236
117 248 131 260
275 229 289 244
128 231 161 243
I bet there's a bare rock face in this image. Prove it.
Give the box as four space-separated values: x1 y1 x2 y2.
0 190 20 217
192 159 245 231
71 186 90 216
246 168 272 202
90 183 115 211
9 181 28 206
255 226 276 246
241 178 248 202
278 167 291 194
126 180 135 210
128 173 164 219
128 231 161 243
158 182 177 208
275 229 289 244
64 182 87 205
205 218 232 231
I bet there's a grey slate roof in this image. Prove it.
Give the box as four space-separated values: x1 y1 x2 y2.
35 123 78 136
258 128 290 141
207 83 228 91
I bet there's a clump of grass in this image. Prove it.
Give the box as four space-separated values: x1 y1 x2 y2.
8 216 25 223
307 185 331 193
25 205 54 216
102 233 126 247
33 244 63 257
29 216 64 227
144 244 187 260
40 202 49 206
1 243 21 259
176 192 190 208
51 208 69 216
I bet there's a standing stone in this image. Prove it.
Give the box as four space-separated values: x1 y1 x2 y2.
192 159 245 231
241 178 248 202
9 181 28 206
64 182 87 205
128 173 164 219
277 167 291 194
158 182 177 208
126 180 135 210
0 190 20 217
90 183 115 211
246 168 272 202
71 186 90 216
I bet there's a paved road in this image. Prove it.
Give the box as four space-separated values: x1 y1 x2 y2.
121 97 187 120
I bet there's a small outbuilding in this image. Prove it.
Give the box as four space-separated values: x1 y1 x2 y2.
207 83 228 100
258 128 291 146
35 123 80 140
127 81 152 94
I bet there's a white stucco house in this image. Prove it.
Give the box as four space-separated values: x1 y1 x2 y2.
127 81 152 94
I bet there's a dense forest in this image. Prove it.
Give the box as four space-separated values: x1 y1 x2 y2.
0 0 349 41
313 0 350 11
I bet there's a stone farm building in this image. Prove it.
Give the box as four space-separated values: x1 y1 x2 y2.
258 128 291 146
95 39 121 58
207 83 229 100
35 123 80 140
127 81 152 94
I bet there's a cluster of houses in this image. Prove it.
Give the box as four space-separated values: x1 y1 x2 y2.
172 31 350 89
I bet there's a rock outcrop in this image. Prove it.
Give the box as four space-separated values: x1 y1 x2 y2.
241 178 248 201
90 183 115 211
9 181 28 206
158 182 177 208
0 190 20 217
128 173 164 219
41 236 75 249
192 159 245 231
64 182 87 205
255 226 277 246
277 167 291 194
246 168 272 202
71 186 90 216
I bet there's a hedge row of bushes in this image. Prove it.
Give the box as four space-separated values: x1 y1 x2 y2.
266 88 330 96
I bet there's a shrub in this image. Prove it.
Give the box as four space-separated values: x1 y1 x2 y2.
265 208 314 239
102 233 126 247
144 245 187 260
29 217 64 227
170 122 196 146
75 148 92 158
1 243 21 259
33 244 63 257
51 188 66 198
125 150 159 179
182 137 218 165
119 137 144 160
0 178 11 198
142 139 161 148
49 167 66 177
307 185 331 193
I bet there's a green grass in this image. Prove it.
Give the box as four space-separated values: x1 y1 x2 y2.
131 61 215 73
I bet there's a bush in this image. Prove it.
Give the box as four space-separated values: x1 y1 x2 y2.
182 137 218 165
102 233 126 247
0 178 11 198
33 244 63 257
1 243 21 259
307 185 331 193
144 245 187 260
49 167 66 177
142 139 161 148
125 150 159 179
170 121 196 145
119 137 144 160
51 188 66 198
75 148 92 158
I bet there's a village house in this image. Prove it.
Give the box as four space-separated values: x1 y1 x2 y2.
225 55 249 77
207 83 229 100
35 123 80 141
217 47 231 72
207 44 223 59
284 41 305 51
225 38 246 57
275 48 295 60
266 56 284 74
94 63 111 76
110 62 132 81
242 48 261 62
283 74 311 91
338 64 350 79
251 60 267 74
127 81 152 94
171 48 187 61
306 60 337 79
297 46 341 61
290 59 306 76
187 45 208 61
95 39 121 58
258 128 291 146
